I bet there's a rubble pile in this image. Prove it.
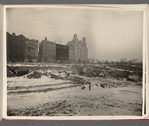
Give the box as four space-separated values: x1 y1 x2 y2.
69 76 91 85
109 64 142 71
7 66 30 77
71 65 142 81
101 69 131 78
99 81 141 88
27 71 42 79
17 70 30 76
7 72 16 77
49 71 90 85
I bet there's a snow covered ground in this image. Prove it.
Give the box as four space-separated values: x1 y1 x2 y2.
7 70 142 116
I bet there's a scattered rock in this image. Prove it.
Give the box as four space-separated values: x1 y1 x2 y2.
81 85 86 90
95 84 99 87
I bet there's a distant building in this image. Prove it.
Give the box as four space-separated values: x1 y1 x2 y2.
7 32 38 62
39 37 56 62
7 32 25 62
24 38 38 62
56 44 69 61
66 34 88 62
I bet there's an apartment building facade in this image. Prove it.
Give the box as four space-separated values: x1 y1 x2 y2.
7 32 38 62
39 37 56 62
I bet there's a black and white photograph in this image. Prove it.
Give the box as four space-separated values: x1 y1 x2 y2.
5 5 144 118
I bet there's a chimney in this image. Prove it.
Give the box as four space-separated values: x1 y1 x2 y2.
45 37 47 41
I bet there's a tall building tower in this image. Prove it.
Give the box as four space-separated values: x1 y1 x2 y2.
66 34 88 62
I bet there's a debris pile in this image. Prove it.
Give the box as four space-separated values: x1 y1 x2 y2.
16 70 30 76
7 68 29 77
27 71 42 79
71 65 142 81
69 76 91 85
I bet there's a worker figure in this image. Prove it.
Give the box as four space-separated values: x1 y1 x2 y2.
89 83 91 90
85 79 91 91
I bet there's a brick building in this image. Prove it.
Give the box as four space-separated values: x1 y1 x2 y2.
66 34 88 62
7 32 26 62
39 37 56 62
7 32 38 62
56 44 69 61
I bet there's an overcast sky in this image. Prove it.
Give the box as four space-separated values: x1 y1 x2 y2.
6 7 143 61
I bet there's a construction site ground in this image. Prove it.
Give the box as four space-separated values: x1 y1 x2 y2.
7 63 142 116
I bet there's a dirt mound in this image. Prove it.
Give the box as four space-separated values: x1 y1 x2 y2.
71 65 97 77
27 71 42 79
69 76 91 85
108 64 142 71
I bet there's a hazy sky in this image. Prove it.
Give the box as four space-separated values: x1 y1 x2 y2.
6 7 143 61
